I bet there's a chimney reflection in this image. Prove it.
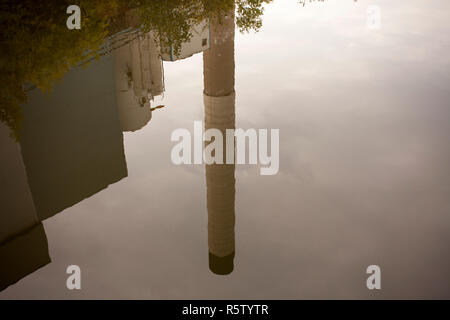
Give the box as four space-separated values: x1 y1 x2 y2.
19 54 128 221
203 10 236 275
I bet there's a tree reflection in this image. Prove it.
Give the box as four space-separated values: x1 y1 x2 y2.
0 0 272 139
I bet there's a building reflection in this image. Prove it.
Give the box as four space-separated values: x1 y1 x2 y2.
0 42 135 290
203 10 236 275
0 8 237 291
113 31 165 131
0 123 50 291
19 53 128 221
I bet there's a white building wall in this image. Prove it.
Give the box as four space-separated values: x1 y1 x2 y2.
113 31 164 132
161 20 210 61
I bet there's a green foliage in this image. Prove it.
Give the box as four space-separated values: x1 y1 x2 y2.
0 0 119 140
0 0 272 139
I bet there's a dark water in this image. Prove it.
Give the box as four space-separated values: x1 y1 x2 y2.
1 0 450 299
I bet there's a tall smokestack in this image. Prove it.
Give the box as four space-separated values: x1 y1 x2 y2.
203 9 236 275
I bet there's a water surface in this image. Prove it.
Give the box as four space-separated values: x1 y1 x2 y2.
1 0 450 299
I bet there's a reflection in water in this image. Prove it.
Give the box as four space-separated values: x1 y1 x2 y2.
203 10 236 275
0 124 50 291
1 0 450 299
1 0 448 299
19 55 128 221
161 20 211 62
113 31 165 132
0 1 269 140
1 51 129 290
0 5 241 290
